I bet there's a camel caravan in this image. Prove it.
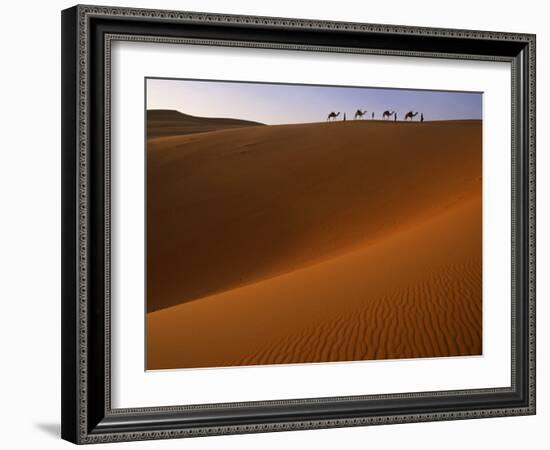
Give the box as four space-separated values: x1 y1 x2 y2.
326 110 425 122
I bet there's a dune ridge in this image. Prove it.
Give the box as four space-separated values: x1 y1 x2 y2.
147 109 265 139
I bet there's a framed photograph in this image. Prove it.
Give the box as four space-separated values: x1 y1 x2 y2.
61 4 536 444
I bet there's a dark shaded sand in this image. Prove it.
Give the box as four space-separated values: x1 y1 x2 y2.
146 119 482 369
147 109 264 139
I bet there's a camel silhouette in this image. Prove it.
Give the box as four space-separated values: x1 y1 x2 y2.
354 109 367 120
327 111 341 121
405 111 419 121
382 110 395 120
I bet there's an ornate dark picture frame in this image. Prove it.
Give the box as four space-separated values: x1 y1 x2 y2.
61 4 536 444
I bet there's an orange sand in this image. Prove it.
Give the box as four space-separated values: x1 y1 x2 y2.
146 119 482 369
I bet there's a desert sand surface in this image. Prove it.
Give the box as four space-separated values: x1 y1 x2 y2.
146 119 482 369
147 109 264 139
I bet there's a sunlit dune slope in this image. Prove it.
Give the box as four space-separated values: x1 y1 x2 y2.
147 193 481 369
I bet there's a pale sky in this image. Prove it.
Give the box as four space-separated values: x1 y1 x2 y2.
146 77 482 124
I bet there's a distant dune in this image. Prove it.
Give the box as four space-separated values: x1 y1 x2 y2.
147 109 265 138
146 119 482 369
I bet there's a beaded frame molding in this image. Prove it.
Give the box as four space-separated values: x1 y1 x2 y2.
61 4 536 444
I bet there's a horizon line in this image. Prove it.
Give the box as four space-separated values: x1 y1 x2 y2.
147 108 482 125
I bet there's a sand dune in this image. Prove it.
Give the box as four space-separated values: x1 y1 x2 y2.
147 193 481 369
147 109 264 139
147 120 481 312
146 118 482 369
